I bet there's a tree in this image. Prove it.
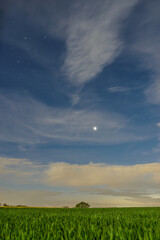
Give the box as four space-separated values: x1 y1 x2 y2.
3 203 8 206
75 201 90 208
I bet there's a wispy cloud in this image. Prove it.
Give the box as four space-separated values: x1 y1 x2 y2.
107 86 131 93
63 0 138 85
0 93 149 145
0 157 45 184
2 0 139 85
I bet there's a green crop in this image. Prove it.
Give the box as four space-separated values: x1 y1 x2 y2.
0 207 160 239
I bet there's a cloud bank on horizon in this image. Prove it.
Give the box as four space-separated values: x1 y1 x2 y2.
1 157 160 207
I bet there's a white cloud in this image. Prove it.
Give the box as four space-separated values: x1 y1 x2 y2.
1 157 160 207
63 0 138 85
107 86 131 93
45 162 160 191
0 93 149 145
70 92 81 106
2 0 138 85
0 157 45 184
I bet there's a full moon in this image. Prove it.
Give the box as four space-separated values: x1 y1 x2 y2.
93 126 97 131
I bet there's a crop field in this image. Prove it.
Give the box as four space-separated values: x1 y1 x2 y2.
0 207 160 239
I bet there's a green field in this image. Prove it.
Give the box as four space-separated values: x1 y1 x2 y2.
0 207 160 239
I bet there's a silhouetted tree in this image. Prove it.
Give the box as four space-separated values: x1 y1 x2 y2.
75 201 90 208
3 203 9 206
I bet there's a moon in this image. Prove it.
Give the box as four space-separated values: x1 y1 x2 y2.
93 126 97 131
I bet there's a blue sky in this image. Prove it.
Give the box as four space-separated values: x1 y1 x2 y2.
0 0 160 207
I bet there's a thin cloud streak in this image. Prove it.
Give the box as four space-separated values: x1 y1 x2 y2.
0 94 150 145
107 86 131 93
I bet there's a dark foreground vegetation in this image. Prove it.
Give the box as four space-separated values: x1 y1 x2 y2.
0 207 160 239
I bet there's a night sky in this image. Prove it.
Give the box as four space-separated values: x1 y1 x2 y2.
0 0 160 207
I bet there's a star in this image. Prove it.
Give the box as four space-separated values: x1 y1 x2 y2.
93 126 97 131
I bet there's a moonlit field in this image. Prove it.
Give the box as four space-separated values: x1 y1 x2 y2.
1 0 160 239
1 207 160 240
